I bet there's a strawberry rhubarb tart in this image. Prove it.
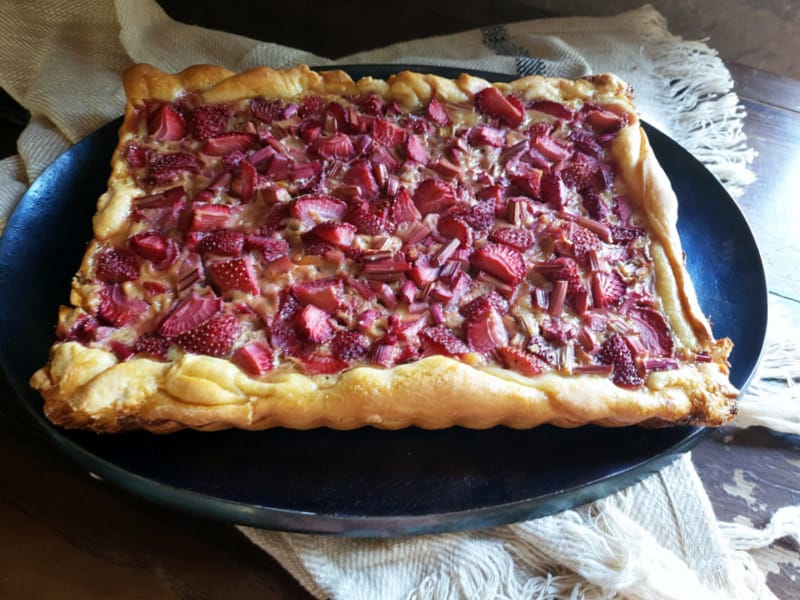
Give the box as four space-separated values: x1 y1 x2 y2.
30 64 737 432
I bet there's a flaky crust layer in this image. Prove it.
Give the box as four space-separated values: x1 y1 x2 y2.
31 64 737 433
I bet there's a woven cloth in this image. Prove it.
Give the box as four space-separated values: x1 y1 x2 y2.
0 2 797 598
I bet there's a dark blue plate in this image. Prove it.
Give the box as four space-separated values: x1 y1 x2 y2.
0 65 767 536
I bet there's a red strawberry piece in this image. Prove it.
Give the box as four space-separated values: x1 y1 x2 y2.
372 118 406 147
528 334 559 365
159 292 222 337
148 152 199 185
176 312 240 357
244 235 289 262
312 133 356 159
129 231 173 262
426 97 451 126
369 339 401 367
465 306 509 353
404 134 429 165
331 330 370 361
233 160 258 203
189 104 232 140
540 173 567 209
413 179 456 215
142 281 169 297
132 186 186 227
534 257 583 296
356 93 384 115
470 243 526 285
497 346 547 376
474 87 524 127
347 204 388 235
388 315 427 343
343 159 379 200
292 278 344 314
95 248 139 283
489 227 536 251
431 158 461 180
96 284 147 327
298 95 325 118
419 325 470 356
629 307 674 357
133 333 172 360
510 170 543 199
197 230 245 256
207 257 260 295
234 341 274 375
296 304 335 343
202 133 253 156
554 223 600 265
250 98 286 122
579 190 609 222
468 125 505 147
391 187 422 224
124 143 150 169
598 333 644 388
148 104 186 141
189 203 232 232
610 225 645 244
585 109 626 133
459 290 509 320
570 129 603 157
291 196 348 229
465 200 496 232
438 215 473 247
532 136 572 162
592 270 626 308
296 352 349 375
311 222 356 247
561 155 605 191
529 100 573 119
409 254 440 286
261 202 291 235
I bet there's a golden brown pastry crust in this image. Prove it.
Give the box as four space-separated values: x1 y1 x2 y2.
30 64 737 433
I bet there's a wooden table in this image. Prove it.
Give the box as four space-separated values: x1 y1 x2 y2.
1 16 798 599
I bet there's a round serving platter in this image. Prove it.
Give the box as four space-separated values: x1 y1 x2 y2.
0 65 767 536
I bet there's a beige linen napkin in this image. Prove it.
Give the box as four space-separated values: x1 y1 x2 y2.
1 2 797 598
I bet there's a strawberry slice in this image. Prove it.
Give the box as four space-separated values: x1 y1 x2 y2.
197 230 245 256
331 330 370 361
497 346 547 376
598 333 644 388
532 136 572 162
189 204 232 232
413 179 456 215
474 87 524 127
148 152 199 185
510 170 543 199
202 133 253 156
189 104 232 140
489 227 536 251
391 188 422 224
95 248 140 283
291 196 348 229
470 243 526 285
312 133 356 159
529 100 573 119
206 257 260 295
591 270 626 308
629 307 674 357
244 235 289 262
133 333 172 360
295 304 335 343
175 313 240 357
534 257 583 296
343 159 379 200
311 222 356 248
468 125 505 147
295 352 348 375
148 104 185 141
372 118 406 147
96 284 148 327
420 326 470 356
585 109 627 133
234 341 274 375
159 292 222 337
465 306 509 353
426 98 451 126
404 134 429 165
459 290 509 320
250 97 287 122
438 215 473 247
292 278 344 314
128 231 174 262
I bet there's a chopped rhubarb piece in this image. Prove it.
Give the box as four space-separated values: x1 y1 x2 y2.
296 304 335 343
148 104 185 141
391 188 422 224
598 334 644 388
396 222 431 245
534 257 583 296
189 104 232 140
420 325 470 356
189 204 231 232
342 159 379 200
695 352 713 363
291 196 348 229
471 243 526 286
202 133 253 156
233 160 258 203
175 312 240 357
292 278 344 314
206 257 260 295
296 352 348 375
369 340 400 367
129 231 174 262
389 315 428 343
372 118 406 147
510 170 543 199
361 258 412 275
497 346 547 376
548 280 568 316
312 133 356 159
96 284 147 327
197 230 245 256
585 109 626 133
404 134 429 164
409 254 440 286
468 125 505 147
529 100 573 119
629 307 674 357
438 216 473 248
95 248 139 283
331 330 370 361
592 270 626 308
234 341 274 375
465 306 509 353
368 280 398 309
426 97 451 126
133 333 172 360
489 226 536 251
413 179 456 215
475 87 524 127
311 222 356 248
572 363 614 376
431 158 461 180
433 238 461 267
641 357 679 371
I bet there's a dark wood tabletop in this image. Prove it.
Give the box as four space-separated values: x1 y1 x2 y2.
1 9 798 598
